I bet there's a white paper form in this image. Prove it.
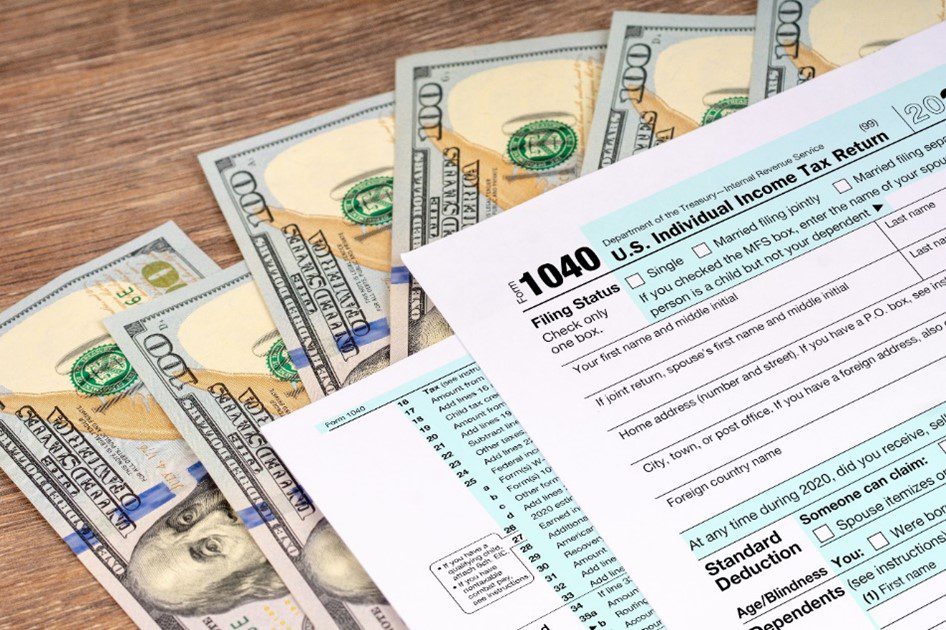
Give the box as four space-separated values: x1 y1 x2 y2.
404 23 946 629
263 337 662 630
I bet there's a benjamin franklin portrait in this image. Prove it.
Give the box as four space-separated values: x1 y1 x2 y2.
123 477 385 618
123 477 287 616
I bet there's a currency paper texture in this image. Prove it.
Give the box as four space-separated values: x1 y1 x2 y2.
0 224 314 629
106 263 405 630
582 12 754 174
749 0 946 102
199 93 394 400
390 31 607 361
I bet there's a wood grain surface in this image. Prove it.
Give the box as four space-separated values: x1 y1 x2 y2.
0 0 755 627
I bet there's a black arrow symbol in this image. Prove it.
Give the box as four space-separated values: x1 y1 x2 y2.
873 204 884 212
941 88 946 99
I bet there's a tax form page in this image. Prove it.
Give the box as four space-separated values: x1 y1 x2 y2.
263 337 660 630
404 24 946 629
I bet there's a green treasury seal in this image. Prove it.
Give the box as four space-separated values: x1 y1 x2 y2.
701 96 748 125
342 175 394 226
507 120 578 171
266 339 300 382
70 344 139 396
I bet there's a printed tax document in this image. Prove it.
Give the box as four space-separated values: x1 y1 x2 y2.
404 24 946 629
263 337 661 630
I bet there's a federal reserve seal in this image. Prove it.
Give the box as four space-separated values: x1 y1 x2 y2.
70 344 138 396
266 339 300 382
701 96 748 125
341 176 394 226
507 120 578 171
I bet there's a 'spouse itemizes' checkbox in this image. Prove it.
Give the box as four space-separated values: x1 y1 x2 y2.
692 243 712 258
813 524 835 543
626 273 645 289
868 532 889 551
833 179 852 193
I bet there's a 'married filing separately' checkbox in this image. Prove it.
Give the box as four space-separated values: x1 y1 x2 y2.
813 524 835 543
833 178 852 193
868 532 889 551
626 273 645 289
692 243 712 258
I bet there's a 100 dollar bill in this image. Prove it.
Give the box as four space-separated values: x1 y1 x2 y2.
200 94 395 399
749 0 945 101
107 264 406 630
0 224 314 629
390 31 607 361
582 11 754 174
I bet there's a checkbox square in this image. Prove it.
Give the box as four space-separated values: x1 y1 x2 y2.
692 242 712 258
626 273 645 289
938 439 946 454
833 179 852 194
813 524 835 543
868 532 889 551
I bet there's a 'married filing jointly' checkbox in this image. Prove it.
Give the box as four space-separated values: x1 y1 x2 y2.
813 524 834 543
868 532 889 551
692 243 712 258
626 273 645 289
833 178 852 193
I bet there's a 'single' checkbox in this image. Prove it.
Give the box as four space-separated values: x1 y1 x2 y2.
868 532 889 551
692 242 712 258
813 524 835 543
626 273 645 289
833 179 852 194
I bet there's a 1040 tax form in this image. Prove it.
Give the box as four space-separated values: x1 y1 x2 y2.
405 23 946 629
263 337 661 630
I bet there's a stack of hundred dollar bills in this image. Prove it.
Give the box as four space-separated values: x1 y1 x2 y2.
0 2 940 628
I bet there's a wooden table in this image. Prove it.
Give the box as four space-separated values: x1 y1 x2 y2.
0 0 755 626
